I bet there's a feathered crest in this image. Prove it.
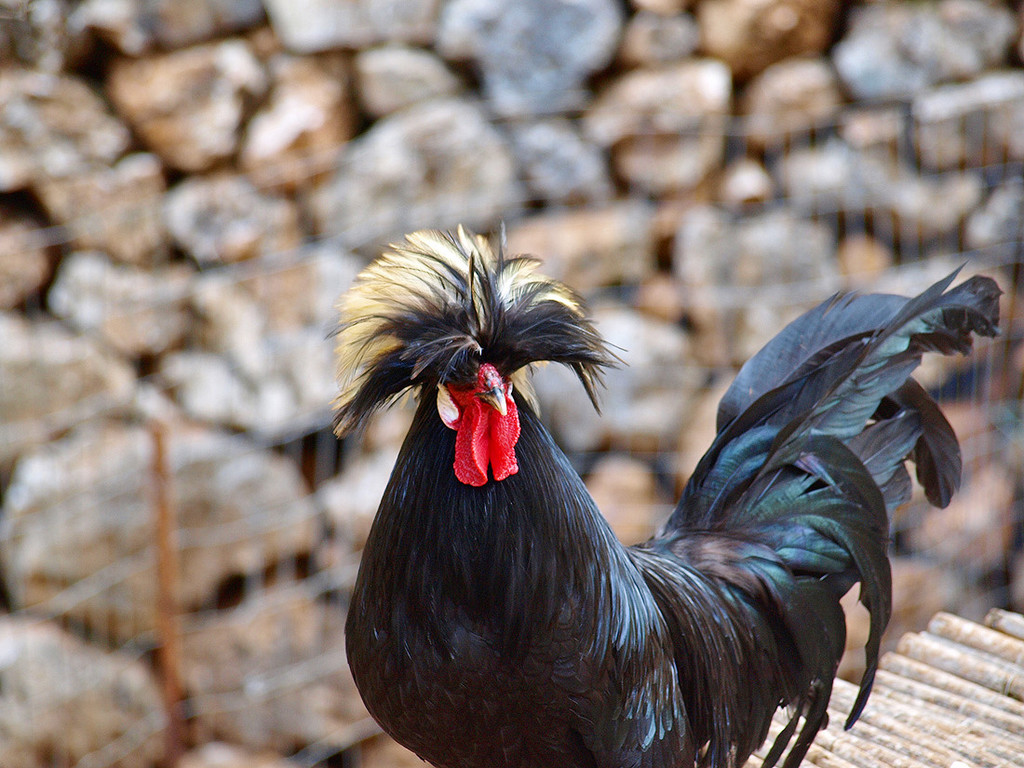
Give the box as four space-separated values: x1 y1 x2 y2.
333 226 615 436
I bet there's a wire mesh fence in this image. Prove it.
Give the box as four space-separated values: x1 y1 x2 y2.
1 75 1023 768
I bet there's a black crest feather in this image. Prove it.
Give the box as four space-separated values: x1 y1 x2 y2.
333 226 616 435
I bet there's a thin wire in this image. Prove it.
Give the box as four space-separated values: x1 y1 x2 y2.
4 99 1023 768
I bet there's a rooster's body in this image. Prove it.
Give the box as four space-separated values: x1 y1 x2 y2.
334 228 1000 768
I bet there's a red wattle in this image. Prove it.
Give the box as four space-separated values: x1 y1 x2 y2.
453 398 489 487
489 395 519 481
450 389 519 486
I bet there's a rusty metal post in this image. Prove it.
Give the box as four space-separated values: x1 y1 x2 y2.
151 419 185 768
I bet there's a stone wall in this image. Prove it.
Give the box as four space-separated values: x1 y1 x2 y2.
1 2 1023 767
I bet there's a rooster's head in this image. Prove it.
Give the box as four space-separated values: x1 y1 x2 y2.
333 226 614 486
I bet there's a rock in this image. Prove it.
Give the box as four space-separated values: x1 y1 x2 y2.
0 0 91 71
191 242 354 343
507 118 614 205
311 98 520 249
532 304 700 452
314 408 413 580
585 454 667 545
1013 552 1024 614
907 462 1016 578
160 352 257 426
675 376 732 487
912 71 1024 171
585 59 731 146
0 421 318 641
354 44 462 118
834 0 1017 101
159 332 335 434
0 68 130 191
360 738 424 768
697 0 840 81
361 406 417 454
1020 6 1024 66
35 152 167 266
240 52 357 191
0 314 135 466
777 139 984 241
270 330 339 424
183 583 370 752
181 743 304 768
635 273 686 325
584 60 730 194
238 241 362 333
740 57 842 149
75 0 265 54
838 106 905 154
0 206 50 309
648 198 693 252
48 251 192 356
263 0 440 52
671 205 839 290
0 617 163 768
107 40 267 173
940 405 1000 481
164 173 302 265
186 273 267 372
245 24 285 59
885 557 964 641
717 158 773 206
319 447 399 550
437 0 622 116
836 234 893 283
631 0 691 14
158 247 355 433
614 134 722 196
618 11 700 67
673 206 838 364
674 206 837 293
965 177 1024 258
505 201 657 292
857 255 986 314
839 557 968 681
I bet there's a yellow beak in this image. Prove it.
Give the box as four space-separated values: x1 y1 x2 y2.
477 386 507 416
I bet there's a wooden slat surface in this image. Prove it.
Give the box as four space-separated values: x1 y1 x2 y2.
752 609 1024 768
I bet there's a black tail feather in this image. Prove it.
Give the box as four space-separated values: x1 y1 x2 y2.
663 271 1000 766
878 379 961 507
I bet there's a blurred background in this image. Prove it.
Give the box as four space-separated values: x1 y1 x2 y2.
1 0 1023 766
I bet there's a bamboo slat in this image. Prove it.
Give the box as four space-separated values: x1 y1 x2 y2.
825 682 1001 767
986 608 1024 642
877 656 1024 727
928 612 1024 667
749 609 1024 768
897 632 1024 700
800 748 863 768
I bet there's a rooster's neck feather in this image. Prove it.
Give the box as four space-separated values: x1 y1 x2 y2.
353 393 626 657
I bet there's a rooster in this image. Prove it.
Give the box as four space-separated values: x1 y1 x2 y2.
333 227 1000 768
